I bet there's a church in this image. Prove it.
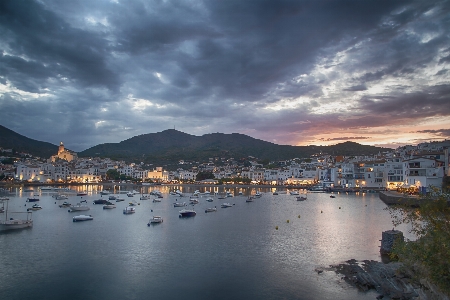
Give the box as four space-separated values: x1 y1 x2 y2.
50 142 78 162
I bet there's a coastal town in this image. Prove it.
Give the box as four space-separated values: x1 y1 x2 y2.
1 140 449 193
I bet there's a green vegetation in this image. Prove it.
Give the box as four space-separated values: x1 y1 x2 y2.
195 171 215 181
388 189 450 295
1 157 15 164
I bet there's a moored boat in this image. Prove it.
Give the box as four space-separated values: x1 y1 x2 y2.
27 197 39 202
189 198 199 204
221 203 233 208
103 202 116 209
173 202 186 207
246 196 254 202
296 195 307 201
205 207 217 213
27 204 42 211
59 202 72 208
147 216 163 225
68 203 90 212
123 206 136 214
0 207 33 231
93 199 108 205
179 209 196 217
73 215 93 222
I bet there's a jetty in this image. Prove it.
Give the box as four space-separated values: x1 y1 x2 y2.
379 190 422 206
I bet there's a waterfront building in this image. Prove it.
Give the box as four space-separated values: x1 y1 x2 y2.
403 156 445 192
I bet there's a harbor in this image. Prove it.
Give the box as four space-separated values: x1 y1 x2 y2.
0 185 414 300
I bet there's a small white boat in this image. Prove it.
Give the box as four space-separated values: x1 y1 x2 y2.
254 191 262 197
40 186 54 191
173 202 186 207
189 198 199 204
140 195 151 200
0 197 9 201
115 197 125 202
152 198 161 203
290 190 300 195
147 216 163 225
100 190 110 195
246 197 254 202
296 195 307 201
55 194 69 200
221 203 233 208
205 207 217 213
73 215 93 222
206 198 214 202
103 203 116 209
27 204 42 211
109 195 117 200
123 207 136 214
59 201 72 208
128 200 139 206
127 192 134 197
68 203 90 212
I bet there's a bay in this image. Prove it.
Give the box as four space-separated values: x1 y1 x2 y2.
0 185 411 300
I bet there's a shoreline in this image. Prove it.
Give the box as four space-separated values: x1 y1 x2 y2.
325 259 449 300
0 181 387 193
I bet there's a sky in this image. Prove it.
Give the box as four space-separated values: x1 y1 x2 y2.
1 0 449 152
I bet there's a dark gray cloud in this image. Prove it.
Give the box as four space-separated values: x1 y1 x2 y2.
0 0 449 151
415 129 450 138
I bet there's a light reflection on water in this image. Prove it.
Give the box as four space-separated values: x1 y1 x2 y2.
0 186 412 300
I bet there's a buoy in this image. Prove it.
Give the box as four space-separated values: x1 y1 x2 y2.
275 226 278 230
298 215 300 218
151 209 153 212
321 210 323 213
287 220 290 223
339 207 341 209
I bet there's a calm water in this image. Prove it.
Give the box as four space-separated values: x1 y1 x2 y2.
0 185 411 300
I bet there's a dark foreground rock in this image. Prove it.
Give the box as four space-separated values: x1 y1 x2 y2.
322 259 449 300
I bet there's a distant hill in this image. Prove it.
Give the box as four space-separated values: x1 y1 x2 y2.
0 125 58 158
0 125 391 164
79 129 390 164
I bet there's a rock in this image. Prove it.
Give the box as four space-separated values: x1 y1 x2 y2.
328 260 420 300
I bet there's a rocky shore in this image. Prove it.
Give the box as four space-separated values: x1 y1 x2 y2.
319 259 449 300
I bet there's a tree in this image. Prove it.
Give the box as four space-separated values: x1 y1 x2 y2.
196 171 215 181
106 169 121 180
387 188 450 295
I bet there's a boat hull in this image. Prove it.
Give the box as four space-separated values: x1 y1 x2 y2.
179 210 196 217
0 220 33 231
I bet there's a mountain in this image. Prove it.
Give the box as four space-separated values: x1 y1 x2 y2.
79 129 390 163
0 125 391 164
0 125 58 158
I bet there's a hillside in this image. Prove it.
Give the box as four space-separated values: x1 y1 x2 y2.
0 125 390 164
79 129 389 164
0 125 58 158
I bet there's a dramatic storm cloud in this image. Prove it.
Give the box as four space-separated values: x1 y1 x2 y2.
0 0 449 151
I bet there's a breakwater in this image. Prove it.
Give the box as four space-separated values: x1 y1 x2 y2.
379 191 422 206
